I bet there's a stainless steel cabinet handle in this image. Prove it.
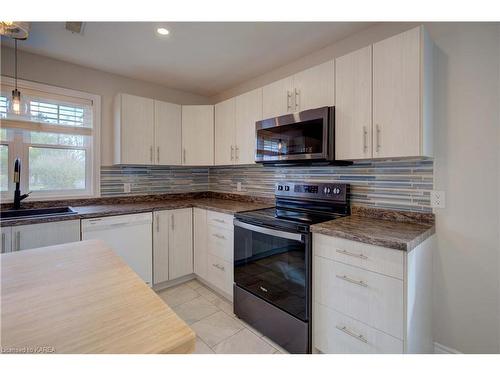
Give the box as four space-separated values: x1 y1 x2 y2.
230 145 234 161
336 325 368 344
157 147 160 163
235 146 239 161
171 214 175 231
212 263 225 271
286 90 293 112
156 215 160 232
212 233 226 240
363 126 368 153
376 124 381 152
1 233 5 253
213 218 226 224
336 274 368 287
150 146 153 163
294 88 300 111
15 231 20 251
183 149 186 164
336 249 368 260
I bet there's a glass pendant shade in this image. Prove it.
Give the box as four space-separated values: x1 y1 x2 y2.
9 89 28 116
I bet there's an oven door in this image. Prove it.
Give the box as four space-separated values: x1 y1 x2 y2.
255 106 333 163
233 220 310 321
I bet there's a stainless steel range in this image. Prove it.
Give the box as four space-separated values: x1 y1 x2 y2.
233 181 350 353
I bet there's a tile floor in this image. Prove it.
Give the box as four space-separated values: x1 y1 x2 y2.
157 279 289 354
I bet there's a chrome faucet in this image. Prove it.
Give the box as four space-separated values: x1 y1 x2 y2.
13 158 31 210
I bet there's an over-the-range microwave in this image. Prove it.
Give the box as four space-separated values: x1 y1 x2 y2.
255 106 349 166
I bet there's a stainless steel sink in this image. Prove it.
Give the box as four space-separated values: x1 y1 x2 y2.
0 207 78 220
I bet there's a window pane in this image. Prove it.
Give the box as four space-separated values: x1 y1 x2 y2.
0 145 8 192
30 100 87 127
0 96 7 118
29 147 86 191
29 131 88 147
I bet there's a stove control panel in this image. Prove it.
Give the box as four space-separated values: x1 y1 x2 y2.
275 182 348 202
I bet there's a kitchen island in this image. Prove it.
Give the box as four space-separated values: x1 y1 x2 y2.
0 240 195 354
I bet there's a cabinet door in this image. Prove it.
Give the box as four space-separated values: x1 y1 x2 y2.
1 227 12 253
262 76 294 119
235 88 262 165
154 100 182 165
168 208 193 280
335 46 373 160
181 105 214 166
214 98 236 165
13 220 80 252
118 94 155 164
193 208 208 280
153 210 170 284
293 60 335 112
373 26 421 158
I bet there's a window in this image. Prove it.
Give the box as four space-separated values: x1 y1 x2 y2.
0 78 100 200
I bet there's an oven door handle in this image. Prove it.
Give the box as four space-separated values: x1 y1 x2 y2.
234 220 304 242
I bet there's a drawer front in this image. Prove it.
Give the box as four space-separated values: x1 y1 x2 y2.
206 253 233 296
207 210 233 230
313 233 404 280
207 225 233 262
314 303 403 354
314 255 404 339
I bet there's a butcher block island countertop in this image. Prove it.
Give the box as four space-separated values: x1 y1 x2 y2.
0 240 195 354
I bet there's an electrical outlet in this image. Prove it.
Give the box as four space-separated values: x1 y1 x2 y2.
430 190 445 208
236 182 242 192
123 183 131 193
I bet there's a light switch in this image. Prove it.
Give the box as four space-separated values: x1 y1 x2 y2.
430 190 445 208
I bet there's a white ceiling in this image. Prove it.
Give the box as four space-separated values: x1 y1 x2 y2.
2 22 373 97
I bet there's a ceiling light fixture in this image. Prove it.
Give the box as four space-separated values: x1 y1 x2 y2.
10 39 27 116
156 27 169 36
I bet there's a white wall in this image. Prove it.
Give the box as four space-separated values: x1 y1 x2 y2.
213 22 500 353
0 47 211 166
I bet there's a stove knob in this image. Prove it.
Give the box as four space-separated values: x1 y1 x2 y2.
284 186 290 191
277 185 283 191
333 187 341 195
323 186 331 194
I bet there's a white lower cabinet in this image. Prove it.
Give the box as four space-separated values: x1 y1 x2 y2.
8 220 80 252
194 208 234 299
313 233 434 354
153 208 193 285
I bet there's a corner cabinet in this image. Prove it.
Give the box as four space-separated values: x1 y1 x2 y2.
262 60 334 119
153 208 193 285
214 88 262 166
335 26 434 160
181 105 214 166
114 93 182 165
312 233 433 354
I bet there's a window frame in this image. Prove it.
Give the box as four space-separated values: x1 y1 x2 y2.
0 77 101 201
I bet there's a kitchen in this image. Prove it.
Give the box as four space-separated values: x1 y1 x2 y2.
1 4 499 372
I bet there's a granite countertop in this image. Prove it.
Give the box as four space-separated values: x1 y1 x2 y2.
0 195 274 227
311 214 435 251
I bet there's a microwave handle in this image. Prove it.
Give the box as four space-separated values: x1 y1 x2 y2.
234 220 304 242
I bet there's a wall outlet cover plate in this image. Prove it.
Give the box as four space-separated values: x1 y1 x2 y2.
430 190 445 208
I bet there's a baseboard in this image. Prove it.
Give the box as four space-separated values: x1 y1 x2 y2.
434 342 462 354
153 274 196 292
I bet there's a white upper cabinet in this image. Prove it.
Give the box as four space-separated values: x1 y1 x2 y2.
335 46 373 160
235 88 262 165
372 26 433 158
181 105 215 166
262 76 294 119
215 98 236 165
114 93 155 165
262 60 334 119
293 60 335 112
215 88 262 166
154 100 182 165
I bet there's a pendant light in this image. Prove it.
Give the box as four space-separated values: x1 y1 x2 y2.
9 39 27 116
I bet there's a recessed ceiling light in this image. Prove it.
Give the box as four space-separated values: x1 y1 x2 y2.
156 27 169 36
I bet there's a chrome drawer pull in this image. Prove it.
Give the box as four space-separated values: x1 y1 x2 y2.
212 263 225 271
336 249 368 260
213 219 226 224
336 325 368 344
336 274 368 287
212 233 226 240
